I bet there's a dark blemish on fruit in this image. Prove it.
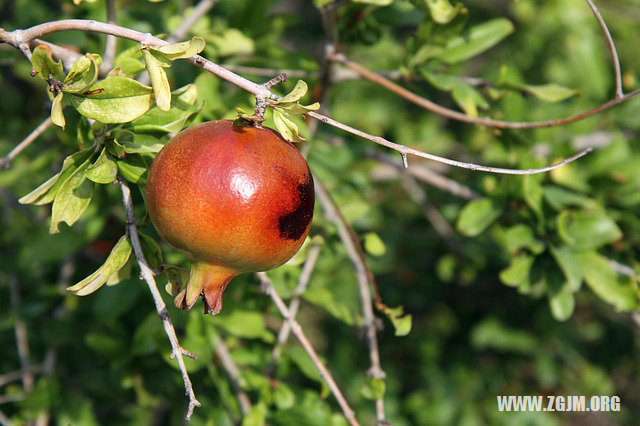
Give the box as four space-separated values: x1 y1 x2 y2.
278 178 314 240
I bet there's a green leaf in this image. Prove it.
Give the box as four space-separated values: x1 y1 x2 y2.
31 45 64 81
361 377 386 400
113 46 146 77
273 108 305 143
18 149 94 205
51 92 65 128
438 18 514 64
580 251 640 312
142 49 171 111
549 245 584 291
471 318 536 354
303 287 355 325
557 210 622 251
242 402 267 426
138 231 163 270
85 148 117 184
148 37 206 63
499 254 535 288
215 310 274 342
543 185 597 210
273 382 295 410
64 76 155 124
119 133 165 154
63 54 101 94
456 198 503 237
363 232 386 256
129 84 201 133
425 0 463 24
382 305 412 336
278 80 310 104
422 72 488 116
106 257 132 286
116 154 151 184
548 285 575 322
205 28 255 57
49 154 96 234
67 235 132 296
518 83 578 103
503 225 545 255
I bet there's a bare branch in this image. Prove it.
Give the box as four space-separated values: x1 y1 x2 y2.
269 243 322 369
328 52 640 129
213 335 252 416
169 0 219 43
309 110 594 175
0 118 52 169
314 178 387 424
0 365 42 388
586 0 623 99
0 20 601 174
257 272 360 426
99 0 117 75
119 179 201 421
369 151 480 200
9 276 34 393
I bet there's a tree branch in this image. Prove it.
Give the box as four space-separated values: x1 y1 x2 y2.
257 272 360 426
328 52 639 130
314 178 387 425
213 335 252 417
269 242 322 370
119 179 201 421
99 0 117 75
586 0 623 99
0 117 52 169
169 0 219 42
9 275 34 393
0 19 598 175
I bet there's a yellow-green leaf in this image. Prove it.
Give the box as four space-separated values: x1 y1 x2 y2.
143 50 171 111
51 92 65 128
273 108 305 143
49 154 96 233
31 45 64 81
86 147 118 184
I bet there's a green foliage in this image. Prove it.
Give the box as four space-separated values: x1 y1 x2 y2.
2 0 640 425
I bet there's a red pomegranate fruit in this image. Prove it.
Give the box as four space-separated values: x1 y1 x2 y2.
145 120 314 315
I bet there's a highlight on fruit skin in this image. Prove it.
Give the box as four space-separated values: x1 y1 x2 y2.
145 119 314 315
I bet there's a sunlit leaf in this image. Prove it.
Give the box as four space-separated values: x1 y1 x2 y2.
85 147 117 184
142 49 171 111
31 45 64 81
438 18 514 64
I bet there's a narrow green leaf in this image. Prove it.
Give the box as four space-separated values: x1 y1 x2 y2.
549 246 584 291
51 92 65 128
19 149 94 205
548 286 575 322
438 18 514 64
520 83 578 103
557 210 622 250
143 49 171 111
278 80 309 104
67 235 132 296
138 231 164 270
543 185 596 210
425 0 462 24
384 306 412 336
63 53 101 94
49 155 96 234
31 45 64 81
273 108 305 143
86 147 118 184
364 232 386 256
64 76 155 123
580 251 640 312
276 101 320 116
149 36 206 62
116 154 151 184
499 254 534 288
456 198 503 237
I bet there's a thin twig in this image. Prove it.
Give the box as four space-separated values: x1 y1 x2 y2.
328 53 640 130
213 335 252 416
0 408 11 426
99 0 117 75
586 0 623 99
0 118 52 169
0 394 25 405
119 179 201 421
9 276 33 393
369 151 480 200
257 272 360 426
314 178 387 424
0 19 600 175
309 110 594 174
269 243 322 369
0 365 42 388
169 0 219 42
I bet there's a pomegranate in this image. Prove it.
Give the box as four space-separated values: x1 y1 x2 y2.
145 120 314 314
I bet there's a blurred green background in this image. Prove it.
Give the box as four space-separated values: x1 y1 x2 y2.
2 0 640 424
